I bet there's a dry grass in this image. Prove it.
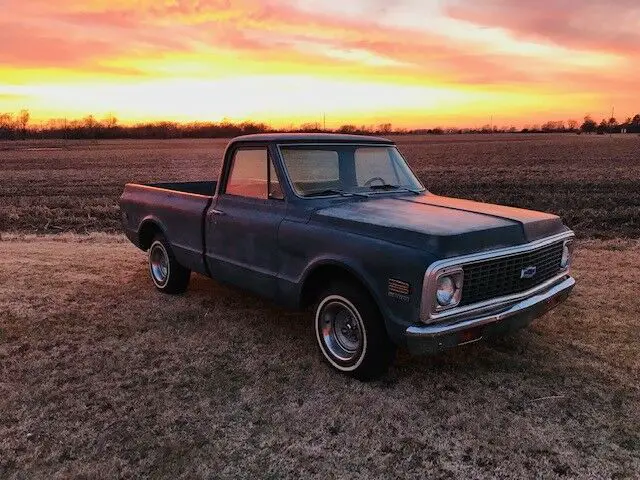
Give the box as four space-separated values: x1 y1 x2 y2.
1 134 639 237
1 236 638 478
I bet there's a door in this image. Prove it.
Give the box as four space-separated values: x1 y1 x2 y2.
205 146 286 299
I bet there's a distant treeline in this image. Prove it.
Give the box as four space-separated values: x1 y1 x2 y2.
1 110 639 140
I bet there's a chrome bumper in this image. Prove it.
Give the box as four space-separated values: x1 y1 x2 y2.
405 276 575 354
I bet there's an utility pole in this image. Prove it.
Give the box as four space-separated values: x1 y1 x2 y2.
611 106 615 136
323 112 326 131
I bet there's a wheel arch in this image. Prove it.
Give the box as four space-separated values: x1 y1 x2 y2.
299 259 385 315
138 217 168 251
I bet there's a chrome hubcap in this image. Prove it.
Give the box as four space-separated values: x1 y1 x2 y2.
150 244 169 284
319 300 363 362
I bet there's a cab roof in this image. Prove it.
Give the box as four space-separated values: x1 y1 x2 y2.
229 133 394 145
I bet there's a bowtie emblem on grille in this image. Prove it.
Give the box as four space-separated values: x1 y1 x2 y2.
520 266 537 279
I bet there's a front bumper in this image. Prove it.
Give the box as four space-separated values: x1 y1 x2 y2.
405 276 575 355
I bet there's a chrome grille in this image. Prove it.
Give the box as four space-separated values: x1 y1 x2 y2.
460 242 564 306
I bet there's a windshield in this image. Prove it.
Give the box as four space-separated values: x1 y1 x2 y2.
279 145 424 197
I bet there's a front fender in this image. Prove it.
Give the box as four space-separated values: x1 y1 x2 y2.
277 219 436 346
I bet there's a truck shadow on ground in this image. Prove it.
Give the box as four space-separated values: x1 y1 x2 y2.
131 269 584 389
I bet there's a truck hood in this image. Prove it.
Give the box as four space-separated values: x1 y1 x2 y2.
311 194 566 257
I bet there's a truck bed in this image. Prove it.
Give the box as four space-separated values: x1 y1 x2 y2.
147 181 217 196
119 181 217 276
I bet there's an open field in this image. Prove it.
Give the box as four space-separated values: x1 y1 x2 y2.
1 134 639 478
1 133 639 237
1 235 638 478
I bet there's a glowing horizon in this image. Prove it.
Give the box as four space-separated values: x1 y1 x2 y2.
1 0 639 128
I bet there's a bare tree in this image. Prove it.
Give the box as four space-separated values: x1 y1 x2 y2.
0 113 15 139
17 109 30 139
596 119 608 135
103 114 118 129
542 120 565 132
298 122 321 132
378 123 392 134
338 124 357 134
581 115 597 133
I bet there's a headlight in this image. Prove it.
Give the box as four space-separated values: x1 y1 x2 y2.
434 270 463 309
560 241 574 269
436 276 455 305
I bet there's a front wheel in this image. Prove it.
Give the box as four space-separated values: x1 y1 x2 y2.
148 234 190 294
314 281 396 380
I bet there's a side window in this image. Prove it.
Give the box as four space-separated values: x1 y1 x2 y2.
355 148 399 186
226 149 267 199
225 148 284 200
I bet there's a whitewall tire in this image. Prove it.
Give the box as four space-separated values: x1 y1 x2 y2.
147 234 190 294
313 281 395 380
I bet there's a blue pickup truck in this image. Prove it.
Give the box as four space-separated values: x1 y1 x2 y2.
120 133 575 380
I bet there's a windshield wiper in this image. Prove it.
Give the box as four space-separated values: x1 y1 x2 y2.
304 189 369 198
368 184 422 194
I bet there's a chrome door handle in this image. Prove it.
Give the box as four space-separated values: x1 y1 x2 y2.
210 209 225 216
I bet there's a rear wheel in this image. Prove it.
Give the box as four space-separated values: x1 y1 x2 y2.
313 281 395 380
148 234 190 294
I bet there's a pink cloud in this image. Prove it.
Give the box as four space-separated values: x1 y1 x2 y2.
445 0 640 56
0 22 123 68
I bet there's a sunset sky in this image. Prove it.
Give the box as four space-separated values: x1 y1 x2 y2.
1 0 639 128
